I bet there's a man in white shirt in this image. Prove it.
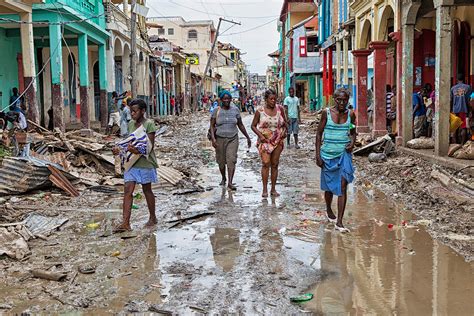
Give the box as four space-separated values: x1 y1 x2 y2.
284 87 301 149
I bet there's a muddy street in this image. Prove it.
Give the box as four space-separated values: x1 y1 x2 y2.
0 113 473 314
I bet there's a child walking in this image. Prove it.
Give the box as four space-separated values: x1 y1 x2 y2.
113 98 158 232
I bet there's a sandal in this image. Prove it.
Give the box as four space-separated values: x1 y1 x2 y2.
227 184 237 191
326 214 337 223
335 225 350 233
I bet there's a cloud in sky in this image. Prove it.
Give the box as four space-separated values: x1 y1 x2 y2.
147 0 283 74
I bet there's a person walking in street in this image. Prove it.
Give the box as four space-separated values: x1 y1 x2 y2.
113 98 158 232
284 87 301 149
315 88 356 233
251 89 288 198
210 90 252 191
451 73 472 144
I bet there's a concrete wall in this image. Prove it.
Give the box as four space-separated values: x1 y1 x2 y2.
148 18 214 75
215 67 237 89
0 29 21 110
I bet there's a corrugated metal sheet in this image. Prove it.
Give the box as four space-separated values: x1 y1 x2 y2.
24 213 69 237
0 156 66 196
0 158 51 196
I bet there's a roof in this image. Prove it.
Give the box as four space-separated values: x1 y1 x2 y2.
268 50 280 58
218 41 240 51
147 16 215 31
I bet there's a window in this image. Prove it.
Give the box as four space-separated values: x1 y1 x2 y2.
230 52 235 60
188 29 198 40
299 37 307 57
158 28 165 35
168 28 174 35
307 36 318 53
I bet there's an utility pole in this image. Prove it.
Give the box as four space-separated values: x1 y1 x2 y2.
130 0 137 98
202 17 241 96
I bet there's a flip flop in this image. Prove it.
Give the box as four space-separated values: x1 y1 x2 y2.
326 214 337 223
335 225 350 233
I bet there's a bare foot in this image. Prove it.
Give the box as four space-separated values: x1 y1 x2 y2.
219 178 226 186
227 184 237 191
144 218 158 228
113 223 132 233
270 191 280 197
262 191 269 198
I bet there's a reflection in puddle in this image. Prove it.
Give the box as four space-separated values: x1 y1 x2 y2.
283 236 321 269
300 165 474 315
210 228 241 272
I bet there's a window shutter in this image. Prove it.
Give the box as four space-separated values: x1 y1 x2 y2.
299 37 307 57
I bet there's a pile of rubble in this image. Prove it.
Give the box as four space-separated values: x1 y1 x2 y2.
0 127 116 196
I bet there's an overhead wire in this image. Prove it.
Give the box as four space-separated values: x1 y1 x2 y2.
168 0 278 19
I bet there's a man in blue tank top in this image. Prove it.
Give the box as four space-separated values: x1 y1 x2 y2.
315 88 356 233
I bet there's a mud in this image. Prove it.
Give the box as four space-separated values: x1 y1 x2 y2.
0 113 472 314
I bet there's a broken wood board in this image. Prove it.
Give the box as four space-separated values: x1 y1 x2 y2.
69 140 105 152
48 165 80 197
354 135 392 156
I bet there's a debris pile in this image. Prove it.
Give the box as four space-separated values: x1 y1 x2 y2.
0 128 116 196
354 135 396 162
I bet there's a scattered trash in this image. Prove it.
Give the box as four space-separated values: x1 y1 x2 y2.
290 293 313 303
148 305 172 315
31 269 67 281
132 204 139 210
189 305 208 313
354 135 394 156
368 152 387 163
0 226 31 260
85 223 100 229
78 265 96 274
24 213 69 237
111 251 121 257
133 192 143 200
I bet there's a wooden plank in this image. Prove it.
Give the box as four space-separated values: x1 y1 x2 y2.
47 166 80 197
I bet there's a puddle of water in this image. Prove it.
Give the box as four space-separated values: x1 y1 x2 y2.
297 164 474 315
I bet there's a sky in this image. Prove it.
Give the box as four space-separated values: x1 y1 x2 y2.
147 0 283 74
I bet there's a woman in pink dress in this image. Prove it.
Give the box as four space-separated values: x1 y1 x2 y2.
251 89 288 198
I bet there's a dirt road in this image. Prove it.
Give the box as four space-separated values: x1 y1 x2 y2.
0 113 473 314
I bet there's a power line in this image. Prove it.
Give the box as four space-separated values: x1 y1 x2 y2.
168 0 279 19
220 18 277 36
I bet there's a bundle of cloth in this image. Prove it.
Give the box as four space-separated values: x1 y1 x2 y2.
116 125 151 171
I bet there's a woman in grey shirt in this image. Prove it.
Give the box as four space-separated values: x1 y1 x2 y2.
210 90 252 190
